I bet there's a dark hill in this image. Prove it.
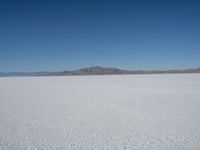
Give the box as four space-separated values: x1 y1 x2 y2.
69 66 127 75
1 67 200 77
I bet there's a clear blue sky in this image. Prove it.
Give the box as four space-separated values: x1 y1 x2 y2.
0 0 200 72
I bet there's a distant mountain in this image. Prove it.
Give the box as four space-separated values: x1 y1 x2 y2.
127 68 200 74
1 66 200 77
68 66 127 75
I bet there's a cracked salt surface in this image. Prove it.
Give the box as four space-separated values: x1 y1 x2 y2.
0 74 200 150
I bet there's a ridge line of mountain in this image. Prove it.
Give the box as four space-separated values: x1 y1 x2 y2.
0 66 200 77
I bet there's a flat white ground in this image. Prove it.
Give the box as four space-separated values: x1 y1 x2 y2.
0 74 200 150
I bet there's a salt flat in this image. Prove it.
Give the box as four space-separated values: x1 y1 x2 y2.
0 74 200 150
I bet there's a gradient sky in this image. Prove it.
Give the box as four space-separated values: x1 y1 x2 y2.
0 0 200 72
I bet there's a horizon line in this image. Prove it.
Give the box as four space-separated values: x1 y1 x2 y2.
1 66 200 73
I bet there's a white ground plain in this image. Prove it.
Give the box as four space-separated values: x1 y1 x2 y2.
0 74 200 150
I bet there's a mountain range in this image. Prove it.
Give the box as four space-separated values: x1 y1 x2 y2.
0 66 200 77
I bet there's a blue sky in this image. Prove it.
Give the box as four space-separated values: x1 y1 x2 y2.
0 0 200 72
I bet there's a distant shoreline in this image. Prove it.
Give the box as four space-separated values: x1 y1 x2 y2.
0 66 200 77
